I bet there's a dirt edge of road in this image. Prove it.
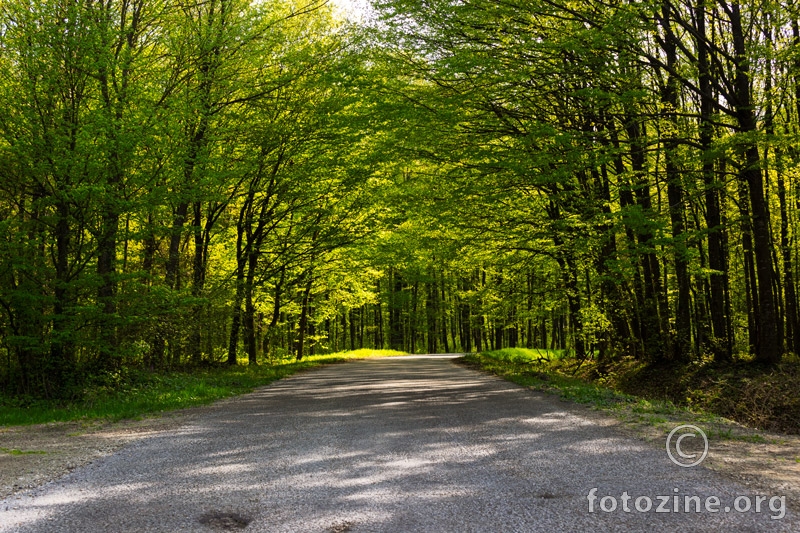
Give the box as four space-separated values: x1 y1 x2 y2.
0 410 196 499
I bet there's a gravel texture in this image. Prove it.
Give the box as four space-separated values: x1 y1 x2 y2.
0 415 194 500
0 355 796 532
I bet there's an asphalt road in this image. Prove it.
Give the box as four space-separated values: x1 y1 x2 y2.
0 355 795 532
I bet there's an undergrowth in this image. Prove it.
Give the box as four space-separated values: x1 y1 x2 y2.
462 348 800 436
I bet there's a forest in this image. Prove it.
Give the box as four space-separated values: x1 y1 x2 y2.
1 0 800 404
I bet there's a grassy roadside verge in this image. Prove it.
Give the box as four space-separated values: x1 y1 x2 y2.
0 349 405 427
460 349 785 442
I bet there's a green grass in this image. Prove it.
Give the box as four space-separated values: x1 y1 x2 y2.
0 349 406 427
0 447 48 455
462 349 637 408
461 348 747 439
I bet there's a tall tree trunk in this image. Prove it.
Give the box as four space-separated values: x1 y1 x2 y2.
661 1 691 360
96 202 119 368
50 196 74 396
696 0 731 360
596 135 632 359
728 1 781 363
612 130 645 358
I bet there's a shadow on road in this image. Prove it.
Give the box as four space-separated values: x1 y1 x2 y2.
2 357 793 532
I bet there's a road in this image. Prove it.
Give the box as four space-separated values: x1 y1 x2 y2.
0 355 795 532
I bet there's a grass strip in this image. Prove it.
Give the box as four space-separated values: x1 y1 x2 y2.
461 349 641 408
0 349 405 427
461 349 769 442
0 447 48 455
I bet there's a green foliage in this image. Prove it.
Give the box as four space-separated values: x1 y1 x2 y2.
474 348 563 364
1 0 800 432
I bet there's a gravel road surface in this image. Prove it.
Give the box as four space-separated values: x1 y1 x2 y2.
0 355 795 532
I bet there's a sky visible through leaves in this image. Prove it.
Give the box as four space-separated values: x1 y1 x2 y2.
330 0 372 20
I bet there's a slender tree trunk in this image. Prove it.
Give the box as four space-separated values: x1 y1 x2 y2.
426 274 438 353
787 18 800 356
374 278 385 349
440 275 450 352
361 308 366 349
151 201 189 366
540 317 547 351
389 269 404 350
565 258 585 358
462 276 473 352
265 267 285 360
295 274 314 361
190 202 205 363
411 281 418 352
244 252 258 365
228 203 248 366
349 309 356 351
165 202 189 290
625 113 668 360
141 211 157 368
228 258 245 365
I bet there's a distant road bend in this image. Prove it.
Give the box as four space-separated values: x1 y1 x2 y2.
1 355 795 532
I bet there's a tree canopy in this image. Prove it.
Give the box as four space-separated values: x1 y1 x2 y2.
1 0 800 398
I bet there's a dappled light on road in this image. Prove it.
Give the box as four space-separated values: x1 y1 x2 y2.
1 357 794 532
